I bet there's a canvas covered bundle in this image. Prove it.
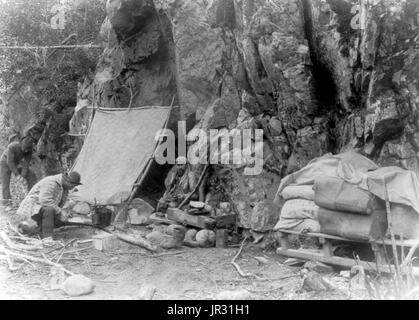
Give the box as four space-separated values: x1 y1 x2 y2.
275 151 419 215
313 176 382 215
317 207 387 241
274 151 419 240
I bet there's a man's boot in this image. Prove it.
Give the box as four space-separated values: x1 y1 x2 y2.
18 220 39 235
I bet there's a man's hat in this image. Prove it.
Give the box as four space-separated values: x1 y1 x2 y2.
64 171 82 185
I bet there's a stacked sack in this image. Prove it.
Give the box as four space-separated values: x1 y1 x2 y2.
273 151 419 240
273 185 320 233
274 176 387 241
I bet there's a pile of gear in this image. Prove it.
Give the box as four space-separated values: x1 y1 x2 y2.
273 151 419 241
149 199 238 249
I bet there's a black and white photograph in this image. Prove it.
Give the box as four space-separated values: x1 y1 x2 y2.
0 0 418 303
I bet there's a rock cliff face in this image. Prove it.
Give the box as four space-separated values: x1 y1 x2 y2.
305 0 419 172
69 0 419 230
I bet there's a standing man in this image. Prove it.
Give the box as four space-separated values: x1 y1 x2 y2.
0 136 37 201
17 171 82 239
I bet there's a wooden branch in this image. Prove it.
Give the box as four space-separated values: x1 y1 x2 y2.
0 247 20 271
112 231 159 253
253 274 300 282
384 176 402 298
0 246 75 276
276 228 419 247
62 247 93 255
51 239 76 263
0 231 43 251
66 133 87 137
147 250 186 258
113 250 186 257
401 239 419 269
231 237 253 278
122 84 138 112
405 286 419 299
177 164 210 209
7 222 42 244
277 246 419 276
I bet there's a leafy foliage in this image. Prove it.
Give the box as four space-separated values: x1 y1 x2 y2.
0 0 106 108
0 0 106 174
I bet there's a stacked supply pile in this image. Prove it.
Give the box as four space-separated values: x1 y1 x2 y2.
273 151 419 241
274 177 387 241
273 151 379 237
274 185 320 233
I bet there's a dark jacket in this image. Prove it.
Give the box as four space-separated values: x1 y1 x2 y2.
0 141 32 176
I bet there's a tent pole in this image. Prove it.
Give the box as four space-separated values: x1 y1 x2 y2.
114 96 176 225
114 156 155 224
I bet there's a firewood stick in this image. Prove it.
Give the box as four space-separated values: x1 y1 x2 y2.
54 239 77 263
62 247 93 255
199 170 209 202
231 237 253 278
0 248 19 271
0 230 43 251
147 250 185 257
51 246 66 262
401 239 419 268
384 177 401 297
55 248 66 264
214 274 299 283
113 250 185 257
0 246 75 276
45 246 64 255
253 274 300 282
113 232 159 253
177 164 210 209
405 286 419 299
8 235 44 246
10 254 36 268
41 253 55 266
7 222 42 243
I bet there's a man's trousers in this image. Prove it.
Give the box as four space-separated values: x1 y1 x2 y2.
32 206 66 239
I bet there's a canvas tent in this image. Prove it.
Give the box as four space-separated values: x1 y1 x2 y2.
70 106 172 205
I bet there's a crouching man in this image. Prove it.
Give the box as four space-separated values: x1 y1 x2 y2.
17 171 82 239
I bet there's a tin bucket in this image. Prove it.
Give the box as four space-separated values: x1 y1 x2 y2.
92 207 113 228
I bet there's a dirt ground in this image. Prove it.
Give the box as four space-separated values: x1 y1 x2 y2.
0 206 354 300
